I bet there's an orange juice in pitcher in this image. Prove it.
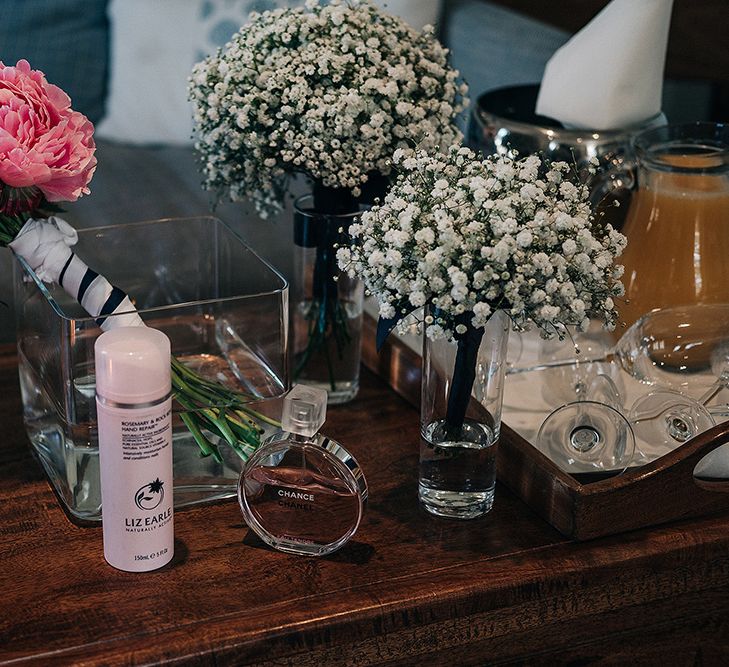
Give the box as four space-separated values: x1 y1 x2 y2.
618 123 729 369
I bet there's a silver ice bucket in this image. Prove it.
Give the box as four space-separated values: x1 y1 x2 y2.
467 84 666 228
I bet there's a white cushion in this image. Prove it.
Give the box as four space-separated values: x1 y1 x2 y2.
98 0 440 146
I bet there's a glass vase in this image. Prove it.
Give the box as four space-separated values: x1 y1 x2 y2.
292 195 364 404
419 310 510 519
13 216 289 524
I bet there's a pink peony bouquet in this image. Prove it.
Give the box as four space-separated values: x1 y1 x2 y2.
1 60 268 461
0 59 96 222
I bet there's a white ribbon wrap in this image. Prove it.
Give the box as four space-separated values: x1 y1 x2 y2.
9 217 77 283
10 217 144 331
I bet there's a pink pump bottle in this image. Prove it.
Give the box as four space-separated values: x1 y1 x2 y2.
95 327 174 572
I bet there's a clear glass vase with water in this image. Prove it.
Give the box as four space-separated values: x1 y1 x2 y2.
292 196 364 405
419 309 510 519
13 216 289 524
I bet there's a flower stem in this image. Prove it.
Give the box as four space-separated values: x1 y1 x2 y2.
170 356 273 461
293 189 356 391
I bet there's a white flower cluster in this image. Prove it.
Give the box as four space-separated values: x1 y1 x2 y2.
338 146 627 340
189 0 467 217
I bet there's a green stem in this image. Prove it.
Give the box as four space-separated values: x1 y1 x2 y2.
235 406 280 429
171 355 278 461
323 326 336 392
179 411 222 463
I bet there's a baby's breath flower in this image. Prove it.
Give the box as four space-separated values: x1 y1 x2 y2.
189 0 466 217
339 146 626 340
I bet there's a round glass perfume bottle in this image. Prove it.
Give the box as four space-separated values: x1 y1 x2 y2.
238 385 367 557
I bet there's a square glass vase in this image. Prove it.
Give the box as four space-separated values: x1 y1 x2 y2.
13 216 289 525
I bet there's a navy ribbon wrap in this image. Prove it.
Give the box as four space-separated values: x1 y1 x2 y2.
445 315 485 435
375 303 418 352
377 306 486 436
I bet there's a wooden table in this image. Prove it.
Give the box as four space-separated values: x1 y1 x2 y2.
2 346 729 666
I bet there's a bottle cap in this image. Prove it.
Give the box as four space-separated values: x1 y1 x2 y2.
281 384 327 438
95 326 171 404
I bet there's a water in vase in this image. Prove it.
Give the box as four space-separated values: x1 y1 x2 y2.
17 316 285 524
419 419 497 519
293 298 363 404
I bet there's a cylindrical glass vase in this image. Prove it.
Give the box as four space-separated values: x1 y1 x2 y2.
419 310 510 519
292 195 364 404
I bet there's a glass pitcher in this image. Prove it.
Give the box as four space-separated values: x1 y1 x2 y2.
619 123 729 324
618 122 729 370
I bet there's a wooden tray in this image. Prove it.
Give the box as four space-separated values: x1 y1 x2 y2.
361 315 729 540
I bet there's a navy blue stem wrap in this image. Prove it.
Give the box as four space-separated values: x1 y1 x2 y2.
445 321 485 434
376 306 417 352
377 305 485 434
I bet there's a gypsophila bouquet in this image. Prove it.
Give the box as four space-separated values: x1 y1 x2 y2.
189 0 467 217
338 146 627 343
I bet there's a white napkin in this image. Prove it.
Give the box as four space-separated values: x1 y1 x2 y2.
535 0 673 130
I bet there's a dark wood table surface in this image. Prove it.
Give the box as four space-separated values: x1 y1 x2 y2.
2 346 729 666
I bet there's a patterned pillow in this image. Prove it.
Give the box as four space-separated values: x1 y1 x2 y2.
98 0 438 146
0 0 109 124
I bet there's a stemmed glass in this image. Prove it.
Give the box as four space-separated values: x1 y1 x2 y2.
509 304 729 395
537 374 635 474
519 304 729 469
629 373 729 462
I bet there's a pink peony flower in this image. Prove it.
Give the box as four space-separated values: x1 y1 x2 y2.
0 59 96 202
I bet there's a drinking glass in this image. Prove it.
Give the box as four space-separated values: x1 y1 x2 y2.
514 305 729 467
510 304 729 395
629 374 729 461
537 374 635 474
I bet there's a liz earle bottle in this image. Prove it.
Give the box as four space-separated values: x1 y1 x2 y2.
237 385 367 556
95 327 174 572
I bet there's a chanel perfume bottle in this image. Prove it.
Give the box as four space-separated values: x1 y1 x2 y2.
238 385 367 556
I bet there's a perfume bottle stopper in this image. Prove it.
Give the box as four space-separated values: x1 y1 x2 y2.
281 384 326 437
